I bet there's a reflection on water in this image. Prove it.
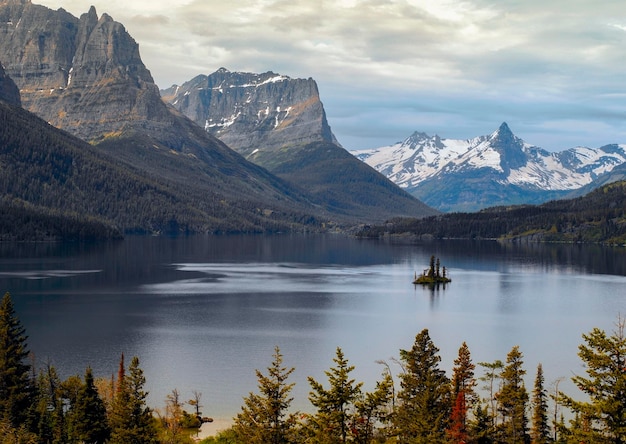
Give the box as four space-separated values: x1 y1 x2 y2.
0 235 624 417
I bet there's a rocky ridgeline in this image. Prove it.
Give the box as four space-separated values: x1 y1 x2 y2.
0 0 168 141
161 68 339 157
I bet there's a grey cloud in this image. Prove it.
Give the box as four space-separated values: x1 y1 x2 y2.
34 0 626 151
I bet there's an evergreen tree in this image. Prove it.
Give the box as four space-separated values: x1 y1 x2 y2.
448 391 468 444
308 347 363 444
496 346 529 444
0 292 34 428
34 363 66 444
233 346 298 444
428 256 436 278
109 355 157 444
69 367 110 444
478 359 503 435
352 372 393 444
393 328 451 443
448 342 477 443
530 364 550 444
561 317 626 443
0 417 38 444
469 404 494 444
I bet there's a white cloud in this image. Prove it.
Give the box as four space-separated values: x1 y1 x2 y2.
36 0 626 151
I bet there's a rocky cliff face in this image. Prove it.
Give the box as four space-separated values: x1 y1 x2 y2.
0 62 19 105
161 68 339 156
0 0 168 141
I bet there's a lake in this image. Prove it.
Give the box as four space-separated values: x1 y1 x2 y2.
0 235 624 419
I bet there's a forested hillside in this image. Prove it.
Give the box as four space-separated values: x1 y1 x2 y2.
1 291 624 443
358 181 626 244
256 141 437 222
0 101 326 238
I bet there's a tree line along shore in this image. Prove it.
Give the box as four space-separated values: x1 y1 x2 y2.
1 291 624 444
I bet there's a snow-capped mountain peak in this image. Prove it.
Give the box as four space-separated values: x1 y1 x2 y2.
353 123 626 211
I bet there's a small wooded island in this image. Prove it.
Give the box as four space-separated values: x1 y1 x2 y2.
413 255 451 285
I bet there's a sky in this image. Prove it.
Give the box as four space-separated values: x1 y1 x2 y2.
37 0 626 152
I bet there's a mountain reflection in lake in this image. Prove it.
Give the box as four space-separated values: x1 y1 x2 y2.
0 235 624 418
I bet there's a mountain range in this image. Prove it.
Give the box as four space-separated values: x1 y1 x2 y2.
354 123 626 212
0 0 435 238
1 0 624 238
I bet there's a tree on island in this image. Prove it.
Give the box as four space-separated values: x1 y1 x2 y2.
413 256 452 285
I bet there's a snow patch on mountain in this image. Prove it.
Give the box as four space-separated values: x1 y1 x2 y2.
353 123 626 193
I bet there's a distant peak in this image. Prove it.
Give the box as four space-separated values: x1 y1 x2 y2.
490 122 516 144
498 122 512 135
216 67 230 73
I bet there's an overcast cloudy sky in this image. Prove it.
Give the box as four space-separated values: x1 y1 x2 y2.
38 0 626 151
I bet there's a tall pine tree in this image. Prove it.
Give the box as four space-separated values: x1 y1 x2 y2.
448 342 476 443
69 367 110 444
34 363 66 444
109 355 157 444
0 292 34 429
496 346 529 444
233 346 298 444
530 363 550 444
308 347 363 444
561 317 626 443
393 328 451 443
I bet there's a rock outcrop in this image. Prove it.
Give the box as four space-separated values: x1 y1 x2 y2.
0 0 168 141
161 68 340 157
0 62 20 105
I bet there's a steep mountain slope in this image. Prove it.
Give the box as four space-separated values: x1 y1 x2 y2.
164 68 437 220
0 98 323 235
259 141 437 221
354 123 626 212
0 59 118 240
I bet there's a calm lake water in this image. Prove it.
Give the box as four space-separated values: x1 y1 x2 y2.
0 235 624 418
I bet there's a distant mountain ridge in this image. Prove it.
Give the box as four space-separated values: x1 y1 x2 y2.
354 123 626 212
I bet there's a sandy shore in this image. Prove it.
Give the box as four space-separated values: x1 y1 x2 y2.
193 418 234 441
